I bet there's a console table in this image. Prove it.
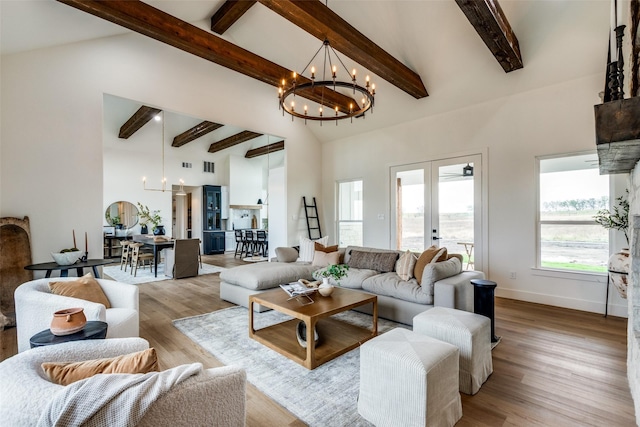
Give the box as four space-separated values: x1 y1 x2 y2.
24 259 113 278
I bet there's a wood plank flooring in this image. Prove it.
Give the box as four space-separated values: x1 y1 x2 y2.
1 253 635 426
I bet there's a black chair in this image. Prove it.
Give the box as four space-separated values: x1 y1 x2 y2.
242 230 255 258
234 230 244 258
255 230 267 257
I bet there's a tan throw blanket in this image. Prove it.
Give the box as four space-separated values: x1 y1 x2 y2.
37 363 202 427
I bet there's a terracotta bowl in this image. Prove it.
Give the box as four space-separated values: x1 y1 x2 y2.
50 307 87 336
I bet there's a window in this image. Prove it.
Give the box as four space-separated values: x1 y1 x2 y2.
537 152 609 273
337 180 363 247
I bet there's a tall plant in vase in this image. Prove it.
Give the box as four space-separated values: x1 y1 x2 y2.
594 191 630 298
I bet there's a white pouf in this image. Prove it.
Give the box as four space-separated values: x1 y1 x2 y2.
358 328 462 427
413 307 493 395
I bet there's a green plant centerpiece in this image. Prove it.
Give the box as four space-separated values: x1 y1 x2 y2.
314 264 350 286
594 190 629 245
136 202 162 233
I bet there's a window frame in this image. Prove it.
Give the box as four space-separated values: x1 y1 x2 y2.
535 151 610 276
336 178 363 247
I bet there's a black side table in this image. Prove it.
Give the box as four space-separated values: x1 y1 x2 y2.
470 279 499 343
30 321 108 348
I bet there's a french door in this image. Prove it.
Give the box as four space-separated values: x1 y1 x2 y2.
390 154 483 271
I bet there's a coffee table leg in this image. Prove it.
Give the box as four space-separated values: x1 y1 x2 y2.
249 299 255 336
372 300 378 336
305 318 316 370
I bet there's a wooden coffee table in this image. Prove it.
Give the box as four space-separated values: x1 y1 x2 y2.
249 287 378 370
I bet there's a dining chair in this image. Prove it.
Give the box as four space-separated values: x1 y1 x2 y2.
119 241 132 271
129 243 154 277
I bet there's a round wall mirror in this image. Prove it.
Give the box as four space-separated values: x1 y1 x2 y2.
105 201 139 229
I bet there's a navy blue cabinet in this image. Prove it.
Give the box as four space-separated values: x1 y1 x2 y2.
203 185 225 254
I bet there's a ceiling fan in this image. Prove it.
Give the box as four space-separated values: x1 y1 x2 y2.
441 163 474 180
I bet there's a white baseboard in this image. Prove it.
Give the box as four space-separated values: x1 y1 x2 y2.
496 288 628 318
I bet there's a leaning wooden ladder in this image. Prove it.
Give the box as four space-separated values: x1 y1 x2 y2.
303 197 322 239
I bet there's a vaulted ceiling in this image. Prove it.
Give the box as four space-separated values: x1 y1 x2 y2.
1 1 610 144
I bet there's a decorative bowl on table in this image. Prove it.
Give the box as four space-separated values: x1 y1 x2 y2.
50 307 87 336
51 251 82 266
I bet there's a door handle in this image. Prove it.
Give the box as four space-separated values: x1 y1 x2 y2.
432 236 442 240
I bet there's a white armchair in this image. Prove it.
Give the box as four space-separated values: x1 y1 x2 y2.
14 277 139 352
0 338 247 426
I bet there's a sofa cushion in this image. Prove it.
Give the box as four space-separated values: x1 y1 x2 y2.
49 273 111 308
348 250 398 273
396 250 418 281
275 247 299 263
220 262 319 290
297 236 328 263
314 267 378 289
361 272 433 305
414 246 448 285
42 347 158 386
421 257 463 296
312 250 340 267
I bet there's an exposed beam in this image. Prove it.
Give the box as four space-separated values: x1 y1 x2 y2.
118 106 162 139
455 0 523 73
209 131 262 153
57 0 357 112
257 0 428 99
211 0 257 35
172 121 223 147
245 140 285 158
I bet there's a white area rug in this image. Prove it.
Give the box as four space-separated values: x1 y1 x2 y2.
173 306 410 427
103 263 226 285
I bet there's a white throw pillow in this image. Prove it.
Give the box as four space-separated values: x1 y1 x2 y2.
297 236 328 263
396 250 417 281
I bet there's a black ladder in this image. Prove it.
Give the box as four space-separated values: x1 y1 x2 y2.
303 197 322 239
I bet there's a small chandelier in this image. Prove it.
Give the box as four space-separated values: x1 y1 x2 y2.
142 111 186 196
278 39 375 124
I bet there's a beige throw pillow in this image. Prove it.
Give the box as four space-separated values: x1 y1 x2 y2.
312 251 340 267
49 273 111 308
396 250 418 281
275 247 299 263
42 348 159 386
414 246 448 285
421 256 463 296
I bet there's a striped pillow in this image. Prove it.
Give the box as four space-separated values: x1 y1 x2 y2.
396 250 418 281
297 236 328 263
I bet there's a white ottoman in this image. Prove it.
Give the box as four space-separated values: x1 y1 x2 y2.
413 307 493 395
358 328 462 427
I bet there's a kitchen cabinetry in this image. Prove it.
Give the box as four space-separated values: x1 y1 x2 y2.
203 185 224 254
225 231 235 252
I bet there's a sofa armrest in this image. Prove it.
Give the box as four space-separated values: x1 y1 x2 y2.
98 279 139 311
434 270 485 311
139 365 247 427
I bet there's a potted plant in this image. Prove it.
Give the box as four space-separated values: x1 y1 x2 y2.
314 264 349 296
137 203 163 235
594 191 630 298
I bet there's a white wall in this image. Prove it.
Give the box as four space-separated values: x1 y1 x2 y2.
322 73 629 317
0 32 322 267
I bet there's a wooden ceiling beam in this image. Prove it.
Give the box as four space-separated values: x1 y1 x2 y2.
257 0 428 99
245 140 285 158
455 0 523 73
57 0 357 112
211 0 257 34
172 121 223 147
118 106 162 139
209 131 262 153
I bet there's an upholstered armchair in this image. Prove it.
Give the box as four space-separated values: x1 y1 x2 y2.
164 239 200 279
0 338 247 426
14 277 139 352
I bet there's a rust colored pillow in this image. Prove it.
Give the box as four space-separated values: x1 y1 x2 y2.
49 273 111 308
413 246 448 285
42 348 158 386
314 242 339 253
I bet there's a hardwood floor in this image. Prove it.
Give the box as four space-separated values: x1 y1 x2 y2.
1 253 635 426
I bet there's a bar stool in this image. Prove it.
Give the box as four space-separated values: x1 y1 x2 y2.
255 230 267 257
233 230 244 258
241 230 255 258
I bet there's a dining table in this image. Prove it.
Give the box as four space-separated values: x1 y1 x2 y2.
132 235 175 277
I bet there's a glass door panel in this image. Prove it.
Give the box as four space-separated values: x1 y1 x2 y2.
395 169 426 252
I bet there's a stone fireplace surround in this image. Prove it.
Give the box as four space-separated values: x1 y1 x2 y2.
628 166 640 421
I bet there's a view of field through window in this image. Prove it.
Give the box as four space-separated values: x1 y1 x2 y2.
539 155 609 273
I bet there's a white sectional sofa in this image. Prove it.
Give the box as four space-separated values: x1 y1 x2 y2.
220 245 485 325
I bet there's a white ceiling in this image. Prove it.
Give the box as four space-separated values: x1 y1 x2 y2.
0 0 612 142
